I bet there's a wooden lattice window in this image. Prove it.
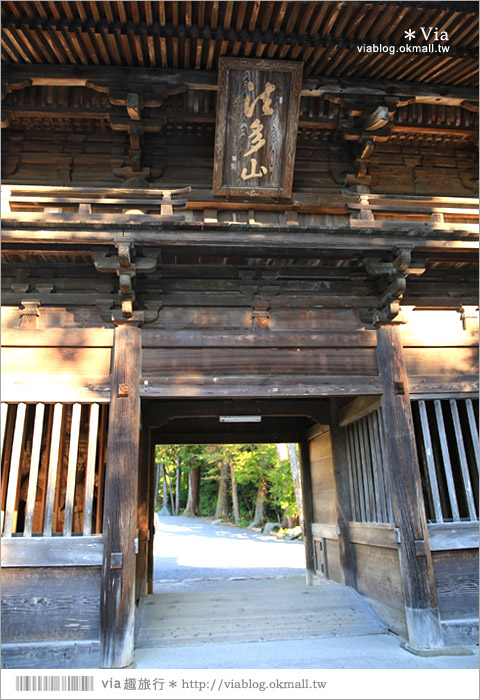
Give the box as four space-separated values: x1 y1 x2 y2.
345 408 394 524
412 398 479 524
1 402 108 537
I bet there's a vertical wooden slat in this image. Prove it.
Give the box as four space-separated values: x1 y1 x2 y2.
434 399 461 522
360 417 376 521
1 405 17 525
53 405 68 533
465 398 479 470
95 404 108 534
63 403 82 536
369 410 388 523
43 403 63 536
418 400 444 523
1 403 9 457
367 411 386 523
375 409 395 523
450 399 477 520
24 403 45 537
37 403 53 533
345 426 358 521
83 403 100 536
3 403 27 537
349 423 365 521
353 421 369 521
101 324 142 668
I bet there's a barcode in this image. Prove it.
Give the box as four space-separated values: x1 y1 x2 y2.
15 676 94 692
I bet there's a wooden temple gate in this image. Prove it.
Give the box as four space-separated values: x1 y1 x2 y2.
1 0 479 670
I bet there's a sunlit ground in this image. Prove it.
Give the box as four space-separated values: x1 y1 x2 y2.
153 517 306 572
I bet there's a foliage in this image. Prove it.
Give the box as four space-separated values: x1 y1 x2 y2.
154 442 299 524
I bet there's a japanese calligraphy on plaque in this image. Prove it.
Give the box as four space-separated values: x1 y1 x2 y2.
213 58 303 199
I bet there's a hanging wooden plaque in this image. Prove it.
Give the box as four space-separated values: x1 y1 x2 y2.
213 58 303 199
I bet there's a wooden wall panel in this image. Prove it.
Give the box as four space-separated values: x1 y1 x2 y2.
142 347 378 377
404 347 478 379
325 539 343 585
432 549 479 621
309 429 337 525
1 567 101 643
1 346 111 402
353 542 405 612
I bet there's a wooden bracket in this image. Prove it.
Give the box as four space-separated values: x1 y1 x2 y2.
357 249 414 326
251 300 270 330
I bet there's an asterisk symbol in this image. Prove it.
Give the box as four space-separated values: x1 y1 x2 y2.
169 681 177 688
404 29 415 40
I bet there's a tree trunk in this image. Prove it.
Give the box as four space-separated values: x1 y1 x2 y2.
287 443 303 525
252 478 267 525
230 462 240 523
154 462 160 511
183 466 200 517
161 463 169 512
165 467 175 514
175 454 180 516
215 460 230 520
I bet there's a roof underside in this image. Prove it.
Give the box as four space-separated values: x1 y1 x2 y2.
1 1 478 86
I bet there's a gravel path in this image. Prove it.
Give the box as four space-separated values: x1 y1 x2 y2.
153 515 306 591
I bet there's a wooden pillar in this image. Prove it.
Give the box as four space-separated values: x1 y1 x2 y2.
376 325 443 650
329 399 357 588
135 404 151 603
100 324 142 668
147 428 156 595
298 440 315 586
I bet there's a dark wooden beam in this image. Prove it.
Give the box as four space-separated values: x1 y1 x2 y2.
135 404 151 604
3 64 478 106
329 398 357 588
299 440 316 585
100 324 141 668
376 325 444 651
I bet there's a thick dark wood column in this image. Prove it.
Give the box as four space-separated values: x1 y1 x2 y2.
298 440 315 586
135 404 151 603
147 428 156 595
100 324 142 668
329 399 357 588
377 325 443 650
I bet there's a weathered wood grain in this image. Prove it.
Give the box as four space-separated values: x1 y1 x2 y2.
140 375 385 399
1 566 101 642
353 542 405 612
3 403 26 536
83 404 100 537
1 535 104 566
377 325 443 650
63 403 81 537
213 58 302 198
432 549 479 620
142 330 378 348
299 440 315 585
428 522 479 551
330 399 357 587
1 640 101 670
100 324 141 669
23 403 45 537
348 523 397 549
142 347 378 377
